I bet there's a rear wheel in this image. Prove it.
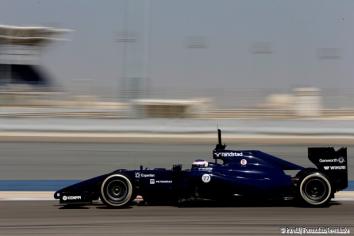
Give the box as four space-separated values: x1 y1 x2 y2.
100 174 134 208
298 171 331 206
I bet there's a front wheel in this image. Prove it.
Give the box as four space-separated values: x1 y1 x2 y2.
298 171 332 206
100 174 134 208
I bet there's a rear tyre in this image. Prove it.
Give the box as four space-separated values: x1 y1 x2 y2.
298 171 331 206
100 174 133 208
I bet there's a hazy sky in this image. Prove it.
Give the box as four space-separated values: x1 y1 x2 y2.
1 0 354 99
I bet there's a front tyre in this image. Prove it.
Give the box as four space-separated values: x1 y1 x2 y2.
100 174 134 208
298 171 332 206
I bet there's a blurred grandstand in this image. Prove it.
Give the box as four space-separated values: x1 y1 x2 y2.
0 24 354 120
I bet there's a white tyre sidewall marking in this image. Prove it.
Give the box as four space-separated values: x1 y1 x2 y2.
299 172 331 205
101 174 133 207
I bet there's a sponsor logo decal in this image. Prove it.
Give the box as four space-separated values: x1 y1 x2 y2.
62 195 81 201
150 179 155 184
323 166 346 170
240 159 247 166
141 173 155 178
201 174 211 183
214 152 221 157
214 152 243 158
156 180 172 184
319 158 346 163
198 167 213 171
135 172 156 178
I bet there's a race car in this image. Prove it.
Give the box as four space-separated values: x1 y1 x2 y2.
54 129 348 207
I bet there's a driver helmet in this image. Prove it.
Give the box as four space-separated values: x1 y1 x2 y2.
192 159 208 168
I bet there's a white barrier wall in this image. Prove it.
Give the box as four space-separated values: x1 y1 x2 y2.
294 88 322 117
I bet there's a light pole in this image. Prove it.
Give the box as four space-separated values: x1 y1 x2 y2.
184 35 208 98
117 30 137 100
143 0 151 98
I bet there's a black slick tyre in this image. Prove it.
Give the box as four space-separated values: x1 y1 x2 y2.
100 174 134 208
297 171 331 206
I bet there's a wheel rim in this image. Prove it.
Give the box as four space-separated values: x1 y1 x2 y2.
106 180 128 203
101 174 133 207
303 178 327 201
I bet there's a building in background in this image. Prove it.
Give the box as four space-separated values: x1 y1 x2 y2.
0 25 70 106
0 25 70 89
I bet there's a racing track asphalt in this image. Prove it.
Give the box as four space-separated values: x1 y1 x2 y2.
0 201 353 235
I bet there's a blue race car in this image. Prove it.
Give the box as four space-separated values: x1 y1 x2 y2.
54 130 348 207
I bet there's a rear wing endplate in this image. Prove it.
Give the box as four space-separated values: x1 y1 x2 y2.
308 147 348 191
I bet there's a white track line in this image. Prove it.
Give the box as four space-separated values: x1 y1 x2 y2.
0 192 53 201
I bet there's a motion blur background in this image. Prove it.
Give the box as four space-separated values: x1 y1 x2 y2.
2 2 354 235
1 0 354 114
0 0 354 180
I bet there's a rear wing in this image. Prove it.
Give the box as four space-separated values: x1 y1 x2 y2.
308 147 348 191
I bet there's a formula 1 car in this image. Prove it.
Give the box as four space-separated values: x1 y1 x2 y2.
54 130 348 207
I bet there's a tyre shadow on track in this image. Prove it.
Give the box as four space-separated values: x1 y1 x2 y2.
57 205 90 209
55 200 342 209
95 206 133 210
146 198 343 208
